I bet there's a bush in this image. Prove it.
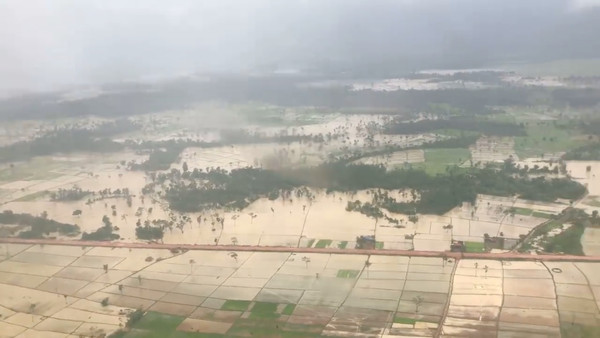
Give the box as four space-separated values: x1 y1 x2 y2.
126 309 144 328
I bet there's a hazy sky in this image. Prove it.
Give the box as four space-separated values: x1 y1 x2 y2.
1 0 599 94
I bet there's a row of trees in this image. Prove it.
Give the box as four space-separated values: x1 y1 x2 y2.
50 186 92 201
81 215 119 241
160 161 586 215
563 142 600 161
0 210 80 238
0 120 139 163
384 118 526 136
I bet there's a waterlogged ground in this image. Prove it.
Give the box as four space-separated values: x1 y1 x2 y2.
0 109 598 255
1 244 600 337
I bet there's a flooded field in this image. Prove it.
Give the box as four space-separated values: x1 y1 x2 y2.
0 107 596 256
1 244 599 337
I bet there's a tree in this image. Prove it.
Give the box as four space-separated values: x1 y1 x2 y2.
29 303 36 322
413 296 424 313
302 256 311 268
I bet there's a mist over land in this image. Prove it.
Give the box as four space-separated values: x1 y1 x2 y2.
2 1 600 338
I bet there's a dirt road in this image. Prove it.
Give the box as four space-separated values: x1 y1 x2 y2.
2 237 600 262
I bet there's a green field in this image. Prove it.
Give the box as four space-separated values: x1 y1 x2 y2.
532 211 554 219
412 148 471 176
337 241 348 249
249 302 280 319
544 222 585 255
509 207 533 216
337 269 360 278
221 300 251 312
126 312 185 338
464 241 486 253
115 309 321 338
514 122 587 158
561 323 600 338
314 239 332 248
394 316 417 325
282 304 296 315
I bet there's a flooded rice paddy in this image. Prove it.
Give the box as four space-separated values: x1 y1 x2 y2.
1 244 600 337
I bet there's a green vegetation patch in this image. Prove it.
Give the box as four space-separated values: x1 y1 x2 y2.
532 211 554 219
314 239 332 248
543 222 585 255
419 148 471 176
563 142 600 161
464 241 485 253
520 220 564 252
305 238 315 248
515 121 587 158
226 318 285 337
337 269 360 278
0 210 80 239
170 333 224 338
221 300 251 312
509 207 533 216
560 322 600 338
130 311 185 338
282 304 296 316
394 316 417 325
375 241 384 249
337 241 348 249
250 302 280 319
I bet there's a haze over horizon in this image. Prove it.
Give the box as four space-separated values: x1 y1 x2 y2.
1 0 600 95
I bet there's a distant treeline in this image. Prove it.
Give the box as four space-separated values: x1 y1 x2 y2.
127 132 322 171
1 76 599 120
340 134 479 165
384 118 525 136
162 163 585 215
0 120 138 163
0 122 318 165
0 210 80 239
562 143 600 161
580 120 600 135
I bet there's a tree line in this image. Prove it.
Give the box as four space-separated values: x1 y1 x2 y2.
161 162 586 215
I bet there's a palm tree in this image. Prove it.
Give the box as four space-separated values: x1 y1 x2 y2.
413 296 423 313
229 252 238 263
29 303 36 322
301 256 311 268
189 259 196 274
365 259 372 279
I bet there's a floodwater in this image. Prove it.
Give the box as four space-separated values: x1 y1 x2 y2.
566 161 600 196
